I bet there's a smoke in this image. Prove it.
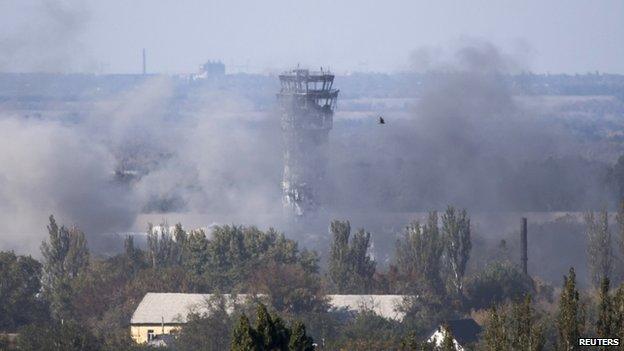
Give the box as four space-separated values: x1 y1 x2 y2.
327 40 610 212
0 115 137 252
84 78 284 222
0 0 91 72
0 75 283 253
0 39 615 261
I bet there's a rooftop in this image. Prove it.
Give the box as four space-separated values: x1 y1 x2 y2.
131 293 410 324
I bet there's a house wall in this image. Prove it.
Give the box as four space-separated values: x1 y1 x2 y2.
428 330 464 351
130 325 180 344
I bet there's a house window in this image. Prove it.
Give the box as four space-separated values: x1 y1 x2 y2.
147 330 155 342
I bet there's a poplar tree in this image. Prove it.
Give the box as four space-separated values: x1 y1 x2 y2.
557 268 585 351
231 314 260 351
230 304 314 351
41 215 89 321
123 235 143 275
509 295 545 351
184 229 209 276
173 222 188 265
146 223 177 268
482 306 507 351
613 285 624 349
585 210 612 288
395 212 445 294
328 220 376 293
256 304 280 350
441 206 471 296
616 201 624 260
596 277 613 342
288 321 314 351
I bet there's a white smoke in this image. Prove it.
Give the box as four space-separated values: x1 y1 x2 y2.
0 0 91 72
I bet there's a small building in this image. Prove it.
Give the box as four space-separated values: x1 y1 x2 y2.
130 293 253 344
427 319 482 351
192 60 226 80
130 293 410 344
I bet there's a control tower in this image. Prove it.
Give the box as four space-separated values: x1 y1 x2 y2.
278 68 339 216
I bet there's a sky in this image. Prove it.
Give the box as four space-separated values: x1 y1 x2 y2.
1 0 624 74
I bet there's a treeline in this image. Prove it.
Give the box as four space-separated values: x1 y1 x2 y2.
2 206 624 350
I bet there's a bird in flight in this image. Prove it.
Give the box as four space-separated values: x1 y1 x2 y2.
378 116 385 124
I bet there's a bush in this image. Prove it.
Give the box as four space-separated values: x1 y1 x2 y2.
17 321 100 351
329 310 403 350
465 261 534 310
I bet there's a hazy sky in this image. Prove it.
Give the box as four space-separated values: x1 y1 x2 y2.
2 0 624 74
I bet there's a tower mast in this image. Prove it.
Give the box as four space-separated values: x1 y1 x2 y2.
277 68 339 216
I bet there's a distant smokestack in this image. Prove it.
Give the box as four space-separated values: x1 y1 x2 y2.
521 217 528 275
142 48 146 75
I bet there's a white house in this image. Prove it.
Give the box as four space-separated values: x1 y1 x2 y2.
130 292 410 343
428 319 482 351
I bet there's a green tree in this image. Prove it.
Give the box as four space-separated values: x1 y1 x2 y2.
482 307 507 351
465 261 534 310
400 332 437 351
256 303 279 350
41 215 90 321
0 251 46 330
610 155 624 201
613 284 624 349
255 303 291 350
616 201 624 263
289 321 314 351
441 206 471 297
395 212 444 294
327 220 376 293
481 297 545 350
509 295 545 351
184 229 209 276
230 304 314 351
146 222 176 268
168 222 188 266
176 295 234 351
585 210 612 288
252 262 328 314
557 268 585 351
123 235 144 276
17 320 99 351
231 314 260 351
440 324 456 351
335 310 403 350
206 225 316 291
596 277 613 344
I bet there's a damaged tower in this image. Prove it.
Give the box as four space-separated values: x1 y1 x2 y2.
278 68 339 216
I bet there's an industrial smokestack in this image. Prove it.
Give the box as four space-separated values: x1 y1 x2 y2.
142 48 146 75
521 217 528 275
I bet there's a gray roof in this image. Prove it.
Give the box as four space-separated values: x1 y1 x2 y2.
131 293 410 324
131 293 255 324
327 294 407 320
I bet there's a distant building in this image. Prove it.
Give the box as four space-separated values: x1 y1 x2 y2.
192 60 226 80
427 319 482 351
130 293 409 343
